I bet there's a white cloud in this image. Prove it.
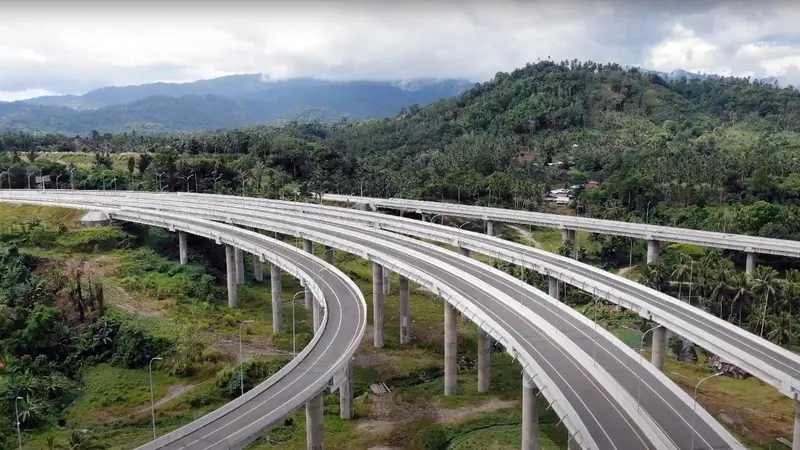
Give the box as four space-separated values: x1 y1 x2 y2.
0 88 57 102
2 0 800 98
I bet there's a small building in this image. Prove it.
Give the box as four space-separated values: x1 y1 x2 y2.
583 180 600 189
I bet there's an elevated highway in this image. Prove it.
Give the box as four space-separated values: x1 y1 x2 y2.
0 190 747 449
322 194 800 265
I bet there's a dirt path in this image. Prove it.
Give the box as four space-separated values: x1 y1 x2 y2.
133 383 203 414
617 265 637 278
508 225 541 248
436 398 517 424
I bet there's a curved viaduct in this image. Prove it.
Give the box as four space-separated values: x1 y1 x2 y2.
0 190 755 450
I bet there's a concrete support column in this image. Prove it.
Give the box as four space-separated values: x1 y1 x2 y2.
792 399 800 450
399 275 411 344
647 239 661 264
373 262 385 348
562 228 576 244
304 240 314 309
270 265 283 333
460 247 470 258
178 231 188 265
477 330 490 393
651 325 666 371
746 252 757 275
444 301 458 396
339 362 354 419
568 440 581 450
253 255 263 281
521 373 540 450
383 267 390 295
486 221 495 236
305 392 324 450
235 248 245 285
225 245 238 308
548 276 560 301
323 246 334 264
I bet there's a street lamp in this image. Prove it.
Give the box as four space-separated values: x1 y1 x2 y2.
672 371 724 449
239 320 255 396
38 167 44 190
156 172 166 191
15 396 23 450
27 171 35 189
429 213 444 225
620 324 662 411
291 290 306 357
180 173 194 193
213 175 224 194
149 356 163 440
110 177 117 190
1 170 10 189
69 167 76 190
56 173 63 189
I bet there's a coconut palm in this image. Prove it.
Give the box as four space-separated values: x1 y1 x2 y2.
751 265 780 338
671 253 692 301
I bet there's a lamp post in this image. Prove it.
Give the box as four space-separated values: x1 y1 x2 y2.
69 167 76 190
56 174 63 189
38 166 44 190
15 396 23 450
156 172 166 191
149 357 163 440
110 177 117 190
620 324 661 411
27 172 34 189
291 291 305 357
1 170 9 189
672 371 724 449
239 320 255 396
180 173 194 193
213 175 224 194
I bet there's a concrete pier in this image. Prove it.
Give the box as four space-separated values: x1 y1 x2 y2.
399 275 411 344
548 276 560 301
746 252 757 275
647 239 661 264
253 256 263 281
225 245 238 308
521 373 540 450
235 248 245 285
323 246 334 264
651 325 666 371
305 392 324 450
444 301 458 396
312 293 320 333
486 221 494 236
270 265 283 333
340 362 354 419
477 330 490 393
373 262 385 348
562 228 576 244
178 231 188 265
383 267 390 295
304 240 314 309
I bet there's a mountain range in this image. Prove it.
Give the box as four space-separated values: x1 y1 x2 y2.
0 67 784 135
0 75 473 134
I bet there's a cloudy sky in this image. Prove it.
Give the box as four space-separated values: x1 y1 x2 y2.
1 0 800 101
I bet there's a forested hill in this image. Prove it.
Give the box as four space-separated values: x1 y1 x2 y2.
3 59 800 239
0 76 472 134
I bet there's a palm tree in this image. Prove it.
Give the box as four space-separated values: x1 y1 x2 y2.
764 312 799 347
751 265 780 338
728 272 751 326
671 254 691 301
784 269 800 315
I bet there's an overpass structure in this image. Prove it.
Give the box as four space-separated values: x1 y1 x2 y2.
12 199 368 450
0 190 748 450
322 193 800 270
